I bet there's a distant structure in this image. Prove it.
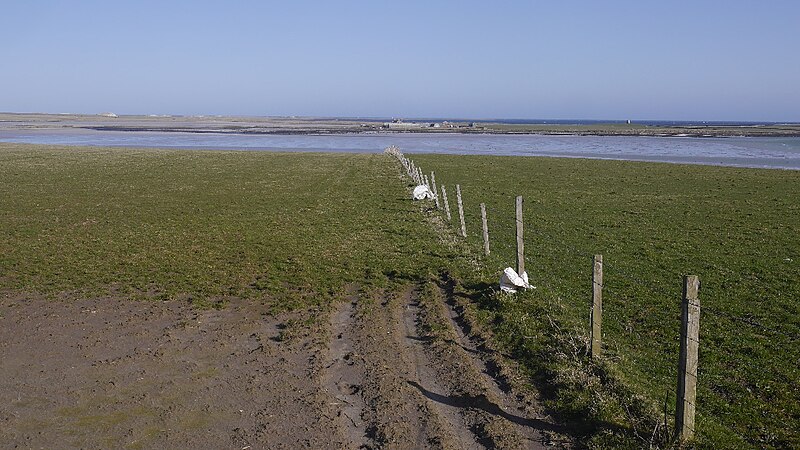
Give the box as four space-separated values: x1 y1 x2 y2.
382 118 474 130
626 119 631 124
98 112 118 118
384 118 423 130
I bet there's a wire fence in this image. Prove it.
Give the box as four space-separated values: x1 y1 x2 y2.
386 146 800 446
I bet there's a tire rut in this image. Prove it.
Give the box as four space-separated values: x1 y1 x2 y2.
323 283 564 449
439 291 553 448
324 286 481 449
401 294 485 449
323 297 369 448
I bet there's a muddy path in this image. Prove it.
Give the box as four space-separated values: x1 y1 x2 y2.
1 283 567 449
322 283 566 449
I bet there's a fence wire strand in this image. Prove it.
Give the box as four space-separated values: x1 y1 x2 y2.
702 305 800 343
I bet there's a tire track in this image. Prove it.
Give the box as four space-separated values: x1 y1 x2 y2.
350 288 453 449
323 296 369 448
400 292 485 449
435 273 570 448
322 282 565 449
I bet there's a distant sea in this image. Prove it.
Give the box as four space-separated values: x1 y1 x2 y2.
352 118 796 127
1 128 799 170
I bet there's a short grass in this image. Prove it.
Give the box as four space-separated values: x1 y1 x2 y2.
413 154 799 448
0 144 452 311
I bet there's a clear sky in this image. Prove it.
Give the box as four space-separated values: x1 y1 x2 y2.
1 1 798 121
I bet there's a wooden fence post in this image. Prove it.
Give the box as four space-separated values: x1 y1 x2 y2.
676 275 701 442
481 203 490 256
515 196 524 276
590 255 603 358
424 175 430 189
456 184 466 238
441 185 452 221
431 172 440 209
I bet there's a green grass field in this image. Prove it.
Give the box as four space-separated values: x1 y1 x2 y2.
0 144 453 311
413 154 799 448
1 143 798 448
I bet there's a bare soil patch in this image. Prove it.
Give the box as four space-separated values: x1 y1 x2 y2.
1 284 567 449
0 293 341 449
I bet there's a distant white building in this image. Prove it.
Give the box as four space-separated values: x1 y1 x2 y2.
98 112 118 118
384 119 423 130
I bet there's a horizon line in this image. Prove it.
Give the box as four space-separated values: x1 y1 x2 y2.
1 111 798 125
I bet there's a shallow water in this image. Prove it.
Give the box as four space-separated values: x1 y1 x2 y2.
1 129 799 170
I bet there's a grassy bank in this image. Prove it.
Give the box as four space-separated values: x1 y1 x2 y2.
413 154 799 448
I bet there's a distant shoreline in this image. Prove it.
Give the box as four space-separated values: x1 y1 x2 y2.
2 112 799 138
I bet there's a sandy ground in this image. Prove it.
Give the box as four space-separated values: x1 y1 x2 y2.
0 283 568 449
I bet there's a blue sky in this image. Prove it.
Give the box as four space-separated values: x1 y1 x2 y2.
1 1 798 121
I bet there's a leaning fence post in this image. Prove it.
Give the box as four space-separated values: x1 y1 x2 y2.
590 255 603 358
441 185 451 221
515 196 525 276
431 172 440 209
676 275 700 442
480 203 490 256
456 184 466 238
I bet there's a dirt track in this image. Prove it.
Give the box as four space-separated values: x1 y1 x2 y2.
1 283 566 449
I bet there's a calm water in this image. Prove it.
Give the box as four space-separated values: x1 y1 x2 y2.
1 129 799 170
